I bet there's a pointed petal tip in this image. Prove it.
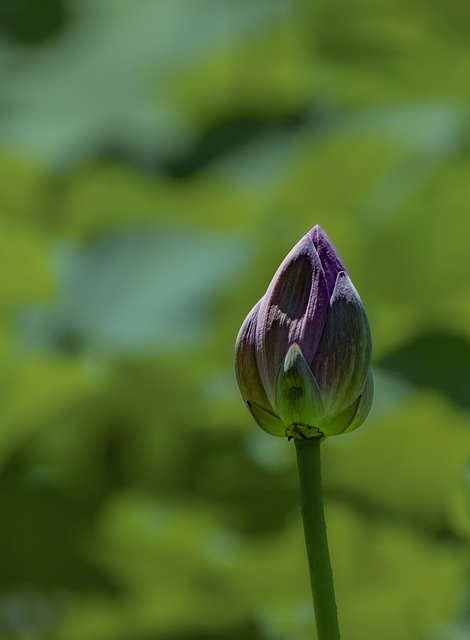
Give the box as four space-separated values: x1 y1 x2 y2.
331 271 362 305
282 341 303 364
307 226 347 298
307 224 322 239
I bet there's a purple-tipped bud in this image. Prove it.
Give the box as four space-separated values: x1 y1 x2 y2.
235 226 373 439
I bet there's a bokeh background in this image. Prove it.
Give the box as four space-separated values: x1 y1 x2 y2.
1 1 469 639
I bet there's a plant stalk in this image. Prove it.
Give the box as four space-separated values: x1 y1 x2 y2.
295 437 341 640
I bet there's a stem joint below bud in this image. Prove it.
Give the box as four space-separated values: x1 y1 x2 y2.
286 424 324 440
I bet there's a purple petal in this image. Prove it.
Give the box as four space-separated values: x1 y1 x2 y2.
235 299 275 413
308 225 347 298
255 234 329 402
311 272 372 414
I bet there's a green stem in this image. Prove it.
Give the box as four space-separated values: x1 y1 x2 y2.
295 438 341 640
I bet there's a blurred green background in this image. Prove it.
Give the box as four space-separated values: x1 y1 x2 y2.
0 1 469 639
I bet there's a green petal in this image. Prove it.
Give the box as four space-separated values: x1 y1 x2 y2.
312 272 372 414
343 369 374 434
318 397 363 437
275 343 325 428
248 401 286 437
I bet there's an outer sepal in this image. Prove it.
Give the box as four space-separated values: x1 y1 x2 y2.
318 396 362 437
343 369 374 434
275 343 325 429
248 401 286 437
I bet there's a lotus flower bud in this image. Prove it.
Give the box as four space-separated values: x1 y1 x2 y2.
235 226 373 439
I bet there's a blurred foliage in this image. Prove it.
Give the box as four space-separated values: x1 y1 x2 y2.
0 1 469 639
0 0 66 45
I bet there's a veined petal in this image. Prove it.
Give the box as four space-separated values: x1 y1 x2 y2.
235 300 274 414
255 234 329 402
274 343 325 428
312 272 372 414
343 369 374 434
309 225 347 298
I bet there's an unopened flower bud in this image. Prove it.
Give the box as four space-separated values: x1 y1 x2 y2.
235 226 373 439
